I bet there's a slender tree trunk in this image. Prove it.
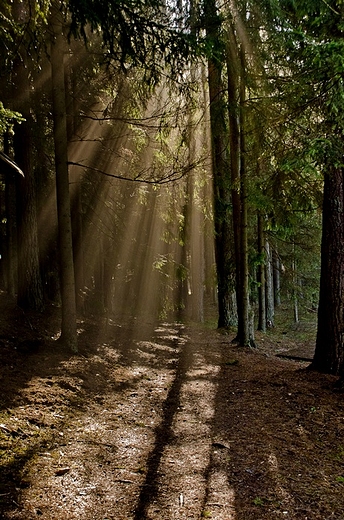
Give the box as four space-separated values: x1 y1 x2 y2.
34 94 60 304
226 24 242 331
312 166 344 376
273 249 281 307
257 212 266 332
292 243 299 323
51 3 78 352
201 65 218 311
186 68 204 322
177 195 190 319
238 45 251 346
93 238 105 312
5 179 16 297
66 55 85 313
189 181 205 323
227 26 252 345
0 181 3 286
103 236 113 321
265 240 274 327
72 178 84 312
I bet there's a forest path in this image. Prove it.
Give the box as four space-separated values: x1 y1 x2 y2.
0 309 344 519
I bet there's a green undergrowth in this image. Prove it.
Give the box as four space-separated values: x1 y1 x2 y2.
262 304 317 344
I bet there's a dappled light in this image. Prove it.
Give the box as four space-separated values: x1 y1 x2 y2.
1 306 343 519
2 0 344 518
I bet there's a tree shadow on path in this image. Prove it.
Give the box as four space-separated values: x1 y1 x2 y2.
133 325 194 519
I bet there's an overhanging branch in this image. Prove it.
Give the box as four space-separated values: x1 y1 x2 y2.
68 159 205 184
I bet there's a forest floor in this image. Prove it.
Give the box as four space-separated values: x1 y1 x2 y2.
0 292 344 520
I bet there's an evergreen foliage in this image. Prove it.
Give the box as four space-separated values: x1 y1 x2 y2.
68 0 199 81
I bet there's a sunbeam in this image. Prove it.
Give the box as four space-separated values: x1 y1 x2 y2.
61 72 215 334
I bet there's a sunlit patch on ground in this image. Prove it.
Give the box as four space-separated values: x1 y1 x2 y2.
205 469 236 519
138 329 235 519
1 316 344 519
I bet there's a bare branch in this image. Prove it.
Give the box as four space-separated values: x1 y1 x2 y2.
68 159 205 184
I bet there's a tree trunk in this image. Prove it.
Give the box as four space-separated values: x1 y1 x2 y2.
265 240 274 327
227 27 252 345
205 1 233 329
12 61 44 310
51 3 78 352
226 24 242 332
201 65 219 311
257 212 266 332
312 166 344 375
292 244 299 323
66 56 85 313
186 70 205 323
238 45 251 346
11 1 44 311
14 120 44 311
4 134 17 298
189 180 205 323
177 196 190 319
273 249 281 307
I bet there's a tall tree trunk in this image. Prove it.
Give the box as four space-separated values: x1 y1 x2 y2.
238 45 251 345
51 3 78 352
189 178 205 323
265 240 274 327
185 67 204 323
177 196 190 319
227 25 252 345
292 243 299 323
312 166 344 376
4 134 17 298
12 75 44 310
273 249 281 307
66 55 85 313
11 0 44 311
14 121 44 311
257 212 266 332
205 1 233 328
34 95 60 304
0 172 6 288
226 24 242 331
201 65 218 310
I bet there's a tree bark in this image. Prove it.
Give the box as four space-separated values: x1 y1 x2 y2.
14 121 44 311
65 55 85 313
312 166 344 375
186 68 205 323
273 249 281 307
51 3 78 352
10 0 44 311
12 74 44 310
4 134 17 298
238 45 251 346
257 212 266 332
226 24 242 332
292 243 299 323
205 1 234 329
265 240 274 327
226 26 252 345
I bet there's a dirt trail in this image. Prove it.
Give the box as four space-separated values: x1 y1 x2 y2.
0 306 344 519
